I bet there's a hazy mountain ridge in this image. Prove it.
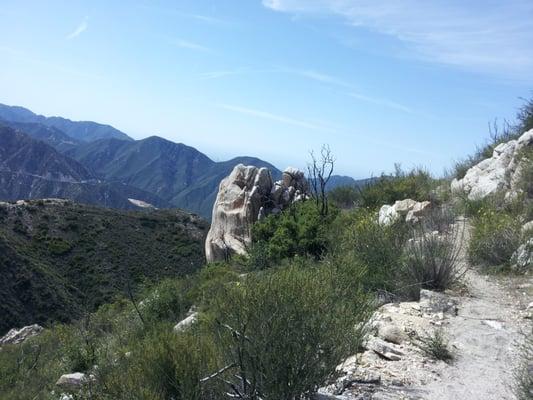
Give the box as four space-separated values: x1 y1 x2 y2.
0 103 366 217
0 126 169 209
0 104 132 142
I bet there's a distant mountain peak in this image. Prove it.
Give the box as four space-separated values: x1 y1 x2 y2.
0 103 132 143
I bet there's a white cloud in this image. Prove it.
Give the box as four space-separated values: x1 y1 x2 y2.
262 0 533 79
288 68 356 89
66 17 88 40
174 39 212 52
218 103 330 130
348 92 412 113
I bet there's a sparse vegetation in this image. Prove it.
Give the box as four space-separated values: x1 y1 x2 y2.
468 206 522 268
401 209 466 298
417 329 454 362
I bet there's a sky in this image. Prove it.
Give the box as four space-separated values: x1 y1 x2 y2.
0 0 532 178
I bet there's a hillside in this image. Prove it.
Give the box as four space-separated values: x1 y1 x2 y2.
0 126 171 209
0 199 208 335
0 103 132 142
0 119 81 152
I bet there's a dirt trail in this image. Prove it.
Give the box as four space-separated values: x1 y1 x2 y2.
417 269 532 399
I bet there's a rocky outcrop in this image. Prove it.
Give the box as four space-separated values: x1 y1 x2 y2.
511 237 533 271
0 324 43 346
205 164 309 262
378 199 431 225
451 129 533 200
318 291 456 399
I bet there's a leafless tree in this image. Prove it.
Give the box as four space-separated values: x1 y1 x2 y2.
307 145 335 216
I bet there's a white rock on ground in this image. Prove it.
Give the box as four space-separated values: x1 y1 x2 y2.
0 324 43 346
173 311 199 333
378 199 431 225
205 164 309 262
56 373 89 391
451 128 533 200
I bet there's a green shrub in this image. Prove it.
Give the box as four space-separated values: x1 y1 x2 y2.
46 237 72 255
513 328 533 400
211 263 370 399
249 201 338 267
417 329 453 362
140 278 193 325
469 207 521 267
91 325 222 400
516 146 533 199
0 330 65 400
357 167 435 209
329 185 359 209
401 211 465 298
335 208 408 293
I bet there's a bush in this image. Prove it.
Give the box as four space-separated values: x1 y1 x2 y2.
92 326 222 400
334 208 408 293
139 278 193 325
469 207 521 267
329 185 359 209
0 330 65 400
400 209 466 298
356 166 435 209
249 201 338 268
211 263 371 399
417 329 453 362
513 329 533 400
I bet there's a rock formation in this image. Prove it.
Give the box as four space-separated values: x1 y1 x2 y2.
378 199 432 225
451 128 533 200
0 324 43 346
205 164 309 262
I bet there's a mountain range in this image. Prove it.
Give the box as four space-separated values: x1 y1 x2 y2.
0 103 365 218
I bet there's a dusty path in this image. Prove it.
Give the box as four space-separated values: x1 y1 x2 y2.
417 269 532 400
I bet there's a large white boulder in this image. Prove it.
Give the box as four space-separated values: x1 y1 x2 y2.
451 129 533 200
0 324 43 346
205 164 309 262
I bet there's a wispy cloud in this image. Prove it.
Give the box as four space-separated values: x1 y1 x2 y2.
263 0 533 80
218 103 330 131
198 69 247 80
137 5 230 26
174 39 212 52
348 92 412 113
66 17 88 40
287 68 356 89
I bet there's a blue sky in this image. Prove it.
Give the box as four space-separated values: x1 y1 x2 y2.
0 0 532 178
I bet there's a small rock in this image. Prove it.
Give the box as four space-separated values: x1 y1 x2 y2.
368 338 404 361
419 290 458 316
173 312 198 333
56 373 88 391
378 325 406 345
482 320 503 330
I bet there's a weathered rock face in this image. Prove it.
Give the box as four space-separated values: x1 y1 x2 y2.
378 199 431 225
0 324 43 346
451 129 533 200
205 164 309 262
511 237 533 271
